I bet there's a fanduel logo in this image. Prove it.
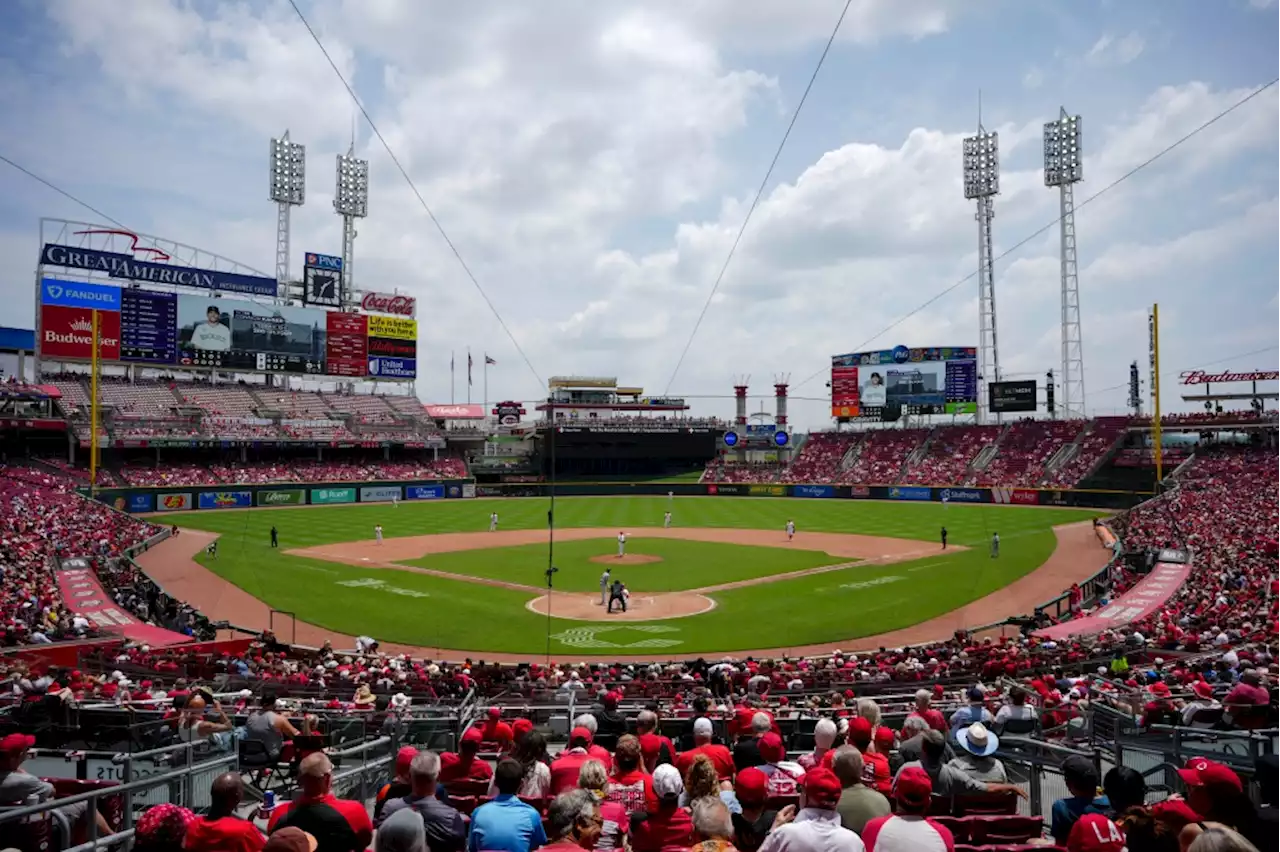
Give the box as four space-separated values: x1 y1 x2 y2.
47 285 63 299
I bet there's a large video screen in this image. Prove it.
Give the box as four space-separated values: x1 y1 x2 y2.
37 277 418 379
831 345 978 418
177 295 327 373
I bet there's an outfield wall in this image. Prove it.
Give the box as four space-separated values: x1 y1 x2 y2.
86 479 1147 511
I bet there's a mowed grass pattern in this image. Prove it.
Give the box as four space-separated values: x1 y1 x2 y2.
401 538 847 593
162 497 1103 654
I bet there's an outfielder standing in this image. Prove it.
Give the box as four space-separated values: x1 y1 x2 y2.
375 524 383 545
617 530 627 557
990 532 1000 558
489 511 499 532
663 511 672 529
785 519 796 541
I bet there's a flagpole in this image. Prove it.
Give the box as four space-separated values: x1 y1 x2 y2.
484 356 489 428
467 347 471 403
450 351 455 404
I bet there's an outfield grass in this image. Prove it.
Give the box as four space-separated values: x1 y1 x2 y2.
162 497 1103 654
400 538 847 593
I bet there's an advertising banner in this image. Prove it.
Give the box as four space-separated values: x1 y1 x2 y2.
847 486 872 498
311 487 357 505
747 485 786 496
462 483 477 498
366 315 417 340
989 379 1037 413
257 489 306 506
360 486 403 503
991 487 1040 505
119 289 178 364
56 564 189 645
887 486 932 501
476 485 505 497
406 485 445 500
197 491 252 510
125 493 154 513
707 484 745 495
831 345 978 417
40 277 121 311
303 253 343 308
367 336 417 358
361 292 416 318
176 295 326 374
40 242 278 297
325 312 367 377
493 402 525 425
367 356 416 379
792 484 835 498
156 492 193 511
424 404 485 419
446 484 463 498
40 304 122 361
1034 558 1192 640
937 487 985 504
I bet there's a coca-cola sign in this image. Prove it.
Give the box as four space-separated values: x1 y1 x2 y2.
1180 369 1278 385
361 291 416 317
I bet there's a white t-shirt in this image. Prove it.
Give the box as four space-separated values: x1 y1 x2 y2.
190 321 231 351
860 814 952 851
618 533 627 544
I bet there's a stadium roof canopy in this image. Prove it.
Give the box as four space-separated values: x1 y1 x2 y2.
0 327 34 353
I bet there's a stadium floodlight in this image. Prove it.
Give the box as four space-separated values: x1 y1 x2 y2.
1044 109 1085 418
269 133 306 288
1043 113 1082 187
961 130 1000 199
334 148 370 314
962 127 1001 423
334 151 369 218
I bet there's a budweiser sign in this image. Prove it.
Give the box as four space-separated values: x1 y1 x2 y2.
1180 369 1279 385
361 291 416 317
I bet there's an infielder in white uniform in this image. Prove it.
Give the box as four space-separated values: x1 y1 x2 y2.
375 524 384 544
489 511 499 532
785 520 795 541
663 511 672 529
617 531 627 557
392 494 399 508
599 569 611 605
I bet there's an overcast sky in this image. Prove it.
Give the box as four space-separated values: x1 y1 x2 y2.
0 0 1276 428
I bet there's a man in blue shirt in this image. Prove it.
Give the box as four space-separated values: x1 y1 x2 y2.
467 759 546 852
1050 754 1106 843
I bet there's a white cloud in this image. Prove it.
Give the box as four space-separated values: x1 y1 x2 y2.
1022 67 1045 90
1086 32 1146 66
0 1 1274 431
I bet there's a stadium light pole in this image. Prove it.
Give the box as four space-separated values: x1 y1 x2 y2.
1044 110 1085 419
334 147 370 312
269 133 306 291
962 126 1001 424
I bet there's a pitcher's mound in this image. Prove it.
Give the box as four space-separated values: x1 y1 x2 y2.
588 554 663 566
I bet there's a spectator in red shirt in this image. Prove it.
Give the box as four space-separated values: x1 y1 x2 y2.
268 753 373 852
636 710 676 772
552 728 598 796
630 764 694 852
577 759 629 852
906 690 947 733
607 735 656 816
676 718 734 782
847 718 891 795
440 726 493 784
184 772 266 852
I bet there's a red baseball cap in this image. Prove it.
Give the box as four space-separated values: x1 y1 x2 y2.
638 733 663 761
512 718 534 740
0 733 35 753
848 716 873 745
1177 757 1242 792
1067 814 1125 852
892 765 932 809
800 768 842 808
569 726 594 746
873 727 895 749
603 691 621 708
395 746 418 774
487 707 502 719
1150 682 1171 697
735 767 768 805
460 727 484 745
758 731 785 764
1191 681 1214 700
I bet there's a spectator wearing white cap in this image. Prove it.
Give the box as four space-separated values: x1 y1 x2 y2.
798 719 838 771
676 718 734 782
631 764 693 852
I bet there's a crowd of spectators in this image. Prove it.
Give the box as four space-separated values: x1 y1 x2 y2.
0 464 162 647
113 456 470 486
898 426 1000 486
971 420 1082 488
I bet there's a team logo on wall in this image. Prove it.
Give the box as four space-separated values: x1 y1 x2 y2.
550 625 682 649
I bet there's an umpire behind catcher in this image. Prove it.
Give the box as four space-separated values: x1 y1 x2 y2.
607 579 627 613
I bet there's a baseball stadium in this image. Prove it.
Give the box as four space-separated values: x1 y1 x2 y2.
0 4 1276 852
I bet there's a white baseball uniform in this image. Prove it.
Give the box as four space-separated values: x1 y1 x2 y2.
663 511 672 529
600 570 610 605
489 512 498 532
785 521 795 540
375 525 383 544
617 533 627 557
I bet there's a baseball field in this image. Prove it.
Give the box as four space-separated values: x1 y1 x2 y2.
138 496 1109 658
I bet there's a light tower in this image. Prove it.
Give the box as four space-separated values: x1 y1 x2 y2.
334 146 370 310
733 376 749 464
269 133 306 290
962 125 1001 423
1044 109 1085 418
774 374 790 463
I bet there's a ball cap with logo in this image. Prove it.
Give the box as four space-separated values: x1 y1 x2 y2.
800 768 842 808
1176 757 1242 792
735 767 769 806
1066 813 1125 852
892 766 933 810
